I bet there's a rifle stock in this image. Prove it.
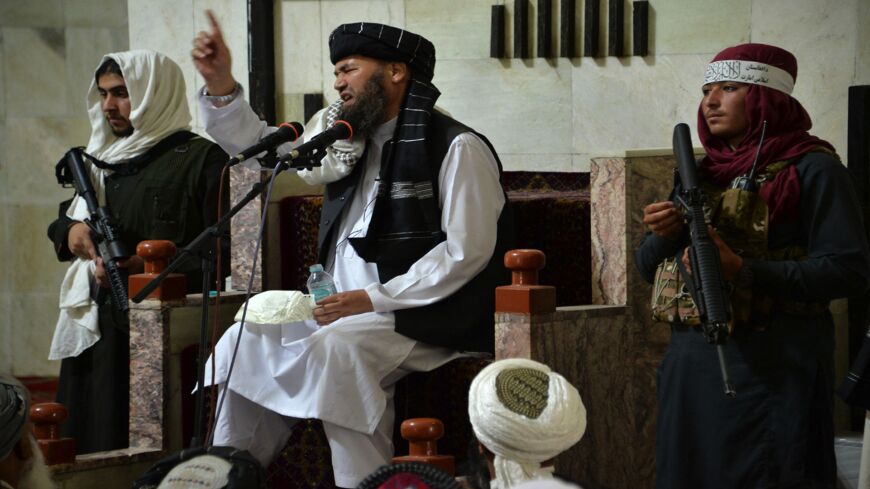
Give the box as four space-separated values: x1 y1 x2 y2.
672 123 736 397
64 148 130 313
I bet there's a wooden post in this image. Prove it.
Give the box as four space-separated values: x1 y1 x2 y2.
608 0 624 56
392 418 455 475
128 240 187 301
30 402 76 465
514 0 530 58
537 0 553 58
632 1 649 56
583 0 600 57
495 249 556 313
491 5 506 58
560 0 576 58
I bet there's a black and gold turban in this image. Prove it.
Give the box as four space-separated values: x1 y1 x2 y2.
329 22 436 82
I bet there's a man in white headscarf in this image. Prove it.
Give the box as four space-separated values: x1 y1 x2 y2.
46 50 229 454
0 376 56 489
468 359 587 489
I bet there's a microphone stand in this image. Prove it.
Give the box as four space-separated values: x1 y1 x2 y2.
130 152 322 448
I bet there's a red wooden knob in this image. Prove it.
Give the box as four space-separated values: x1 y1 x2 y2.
30 402 68 441
400 418 444 457
503 249 546 285
136 240 177 274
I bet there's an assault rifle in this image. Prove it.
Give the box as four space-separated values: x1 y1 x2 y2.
57 148 130 313
672 123 736 397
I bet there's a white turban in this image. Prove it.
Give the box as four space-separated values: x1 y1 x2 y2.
468 359 586 489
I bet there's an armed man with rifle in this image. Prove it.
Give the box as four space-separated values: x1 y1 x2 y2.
46 50 229 454
635 43 870 488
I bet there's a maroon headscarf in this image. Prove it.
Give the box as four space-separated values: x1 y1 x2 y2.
697 43 836 224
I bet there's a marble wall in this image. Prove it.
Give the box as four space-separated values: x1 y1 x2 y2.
0 1 128 376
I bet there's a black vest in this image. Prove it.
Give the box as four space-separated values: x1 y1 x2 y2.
316 112 515 352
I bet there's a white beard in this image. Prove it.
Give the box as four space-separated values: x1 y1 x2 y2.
16 436 56 489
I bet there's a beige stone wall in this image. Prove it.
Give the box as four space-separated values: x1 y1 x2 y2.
126 0 870 182
0 1 128 375
259 0 867 171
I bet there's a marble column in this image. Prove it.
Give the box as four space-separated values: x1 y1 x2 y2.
230 167 266 292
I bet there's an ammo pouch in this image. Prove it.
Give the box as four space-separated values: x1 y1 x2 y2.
650 185 762 329
650 166 830 329
651 257 701 326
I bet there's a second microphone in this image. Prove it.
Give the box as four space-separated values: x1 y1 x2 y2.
280 120 353 164
227 121 304 166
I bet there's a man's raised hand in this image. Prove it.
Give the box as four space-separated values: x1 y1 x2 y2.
191 9 235 96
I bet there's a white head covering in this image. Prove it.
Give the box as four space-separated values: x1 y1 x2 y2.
468 359 586 489
67 49 192 222
50 50 192 362
85 49 192 163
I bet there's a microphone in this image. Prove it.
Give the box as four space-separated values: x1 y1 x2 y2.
227 121 304 166
280 120 353 163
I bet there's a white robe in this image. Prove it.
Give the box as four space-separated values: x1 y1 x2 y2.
199 91 505 486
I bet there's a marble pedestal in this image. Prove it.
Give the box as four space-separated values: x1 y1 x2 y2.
50 292 245 489
494 153 676 488
129 292 245 452
230 165 267 292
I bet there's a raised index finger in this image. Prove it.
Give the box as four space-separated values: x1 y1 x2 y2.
205 9 224 40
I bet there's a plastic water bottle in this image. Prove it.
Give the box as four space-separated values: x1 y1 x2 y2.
306 264 337 302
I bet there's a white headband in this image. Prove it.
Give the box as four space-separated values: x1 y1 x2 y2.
704 59 795 94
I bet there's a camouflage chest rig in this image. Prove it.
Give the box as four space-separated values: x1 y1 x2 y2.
651 155 831 331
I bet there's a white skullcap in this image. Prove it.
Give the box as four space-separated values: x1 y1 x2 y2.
468 359 586 489
157 454 231 489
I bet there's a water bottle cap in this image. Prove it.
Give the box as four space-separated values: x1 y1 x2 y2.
309 264 324 273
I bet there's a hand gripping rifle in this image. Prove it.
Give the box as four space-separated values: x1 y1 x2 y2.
672 123 736 397
57 148 130 313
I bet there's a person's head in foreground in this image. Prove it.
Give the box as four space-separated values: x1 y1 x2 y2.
133 446 265 489
0 376 55 489
468 359 586 489
699 42 836 224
